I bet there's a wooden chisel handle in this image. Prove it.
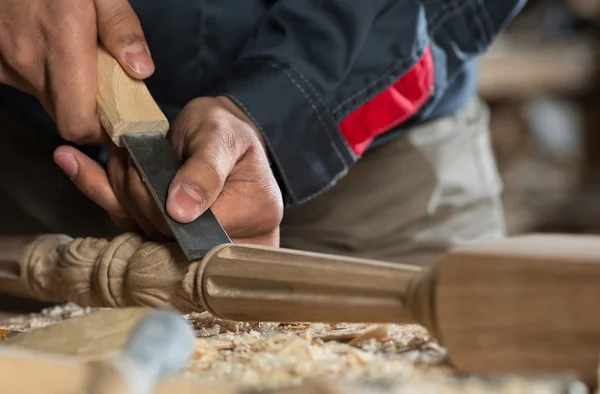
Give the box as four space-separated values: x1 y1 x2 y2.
96 45 169 147
192 244 436 326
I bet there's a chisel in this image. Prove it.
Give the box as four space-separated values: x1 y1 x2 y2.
95 46 231 260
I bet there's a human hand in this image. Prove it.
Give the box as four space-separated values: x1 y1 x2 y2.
54 96 284 247
0 0 154 144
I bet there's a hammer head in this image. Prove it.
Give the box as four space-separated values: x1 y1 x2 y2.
434 234 600 387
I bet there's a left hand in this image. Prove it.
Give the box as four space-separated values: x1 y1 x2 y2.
53 96 284 247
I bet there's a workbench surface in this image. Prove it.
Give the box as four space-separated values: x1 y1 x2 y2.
0 303 594 394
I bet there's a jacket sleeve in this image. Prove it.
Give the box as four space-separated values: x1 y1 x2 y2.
210 0 523 205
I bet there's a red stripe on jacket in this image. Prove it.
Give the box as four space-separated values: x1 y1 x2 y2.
339 45 435 157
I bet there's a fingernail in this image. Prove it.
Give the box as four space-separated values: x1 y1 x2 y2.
54 152 79 178
171 185 203 221
123 43 154 76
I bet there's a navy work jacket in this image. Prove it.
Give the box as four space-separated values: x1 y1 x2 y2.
0 0 527 206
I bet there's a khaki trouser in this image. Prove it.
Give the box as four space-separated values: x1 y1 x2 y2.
0 97 505 267
280 98 506 266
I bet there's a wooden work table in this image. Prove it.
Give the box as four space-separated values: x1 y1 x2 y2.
0 303 595 394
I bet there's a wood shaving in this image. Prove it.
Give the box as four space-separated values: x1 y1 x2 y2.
0 303 589 394
348 325 391 347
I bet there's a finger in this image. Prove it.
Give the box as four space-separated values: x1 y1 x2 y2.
46 2 102 144
166 116 248 223
107 147 170 240
53 145 129 220
209 147 283 237
94 0 154 79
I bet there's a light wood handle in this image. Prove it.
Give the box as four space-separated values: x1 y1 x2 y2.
96 46 169 147
195 244 432 324
0 348 236 394
0 346 589 394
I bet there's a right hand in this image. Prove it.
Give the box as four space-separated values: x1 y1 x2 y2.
0 0 154 144
54 96 284 246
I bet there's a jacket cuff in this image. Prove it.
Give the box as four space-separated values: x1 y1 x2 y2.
210 58 356 206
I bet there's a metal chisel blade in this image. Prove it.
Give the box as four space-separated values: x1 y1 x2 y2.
121 132 231 261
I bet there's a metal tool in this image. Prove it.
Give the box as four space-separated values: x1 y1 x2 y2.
122 133 231 260
96 46 231 260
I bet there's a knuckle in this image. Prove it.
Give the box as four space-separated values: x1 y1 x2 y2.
201 112 226 134
181 163 225 205
263 191 284 228
98 4 142 41
221 124 240 155
251 181 283 232
202 159 228 191
186 134 231 185
6 46 38 72
53 0 94 33
204 112 242 155
58 116 96 142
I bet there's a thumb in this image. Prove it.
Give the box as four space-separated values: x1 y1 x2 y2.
94 0 154 79
166 131 241 223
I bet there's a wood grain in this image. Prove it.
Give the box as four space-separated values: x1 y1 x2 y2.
0 347 236 394
0 346 589 394
436 234 600 386
197 243 425 324
96 46 168 147
0 232 600 386
2 308 153 361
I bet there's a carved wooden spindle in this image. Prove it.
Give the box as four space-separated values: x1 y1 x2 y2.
1 232 600 385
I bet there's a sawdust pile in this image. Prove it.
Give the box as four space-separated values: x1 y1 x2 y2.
0 303 588 394
186 312 446 389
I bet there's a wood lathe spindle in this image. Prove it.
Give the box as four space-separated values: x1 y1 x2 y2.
189 243 435 327
192 235 600 386
0 232 599 385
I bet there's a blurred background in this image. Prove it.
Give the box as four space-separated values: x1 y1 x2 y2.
480 0 600 235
